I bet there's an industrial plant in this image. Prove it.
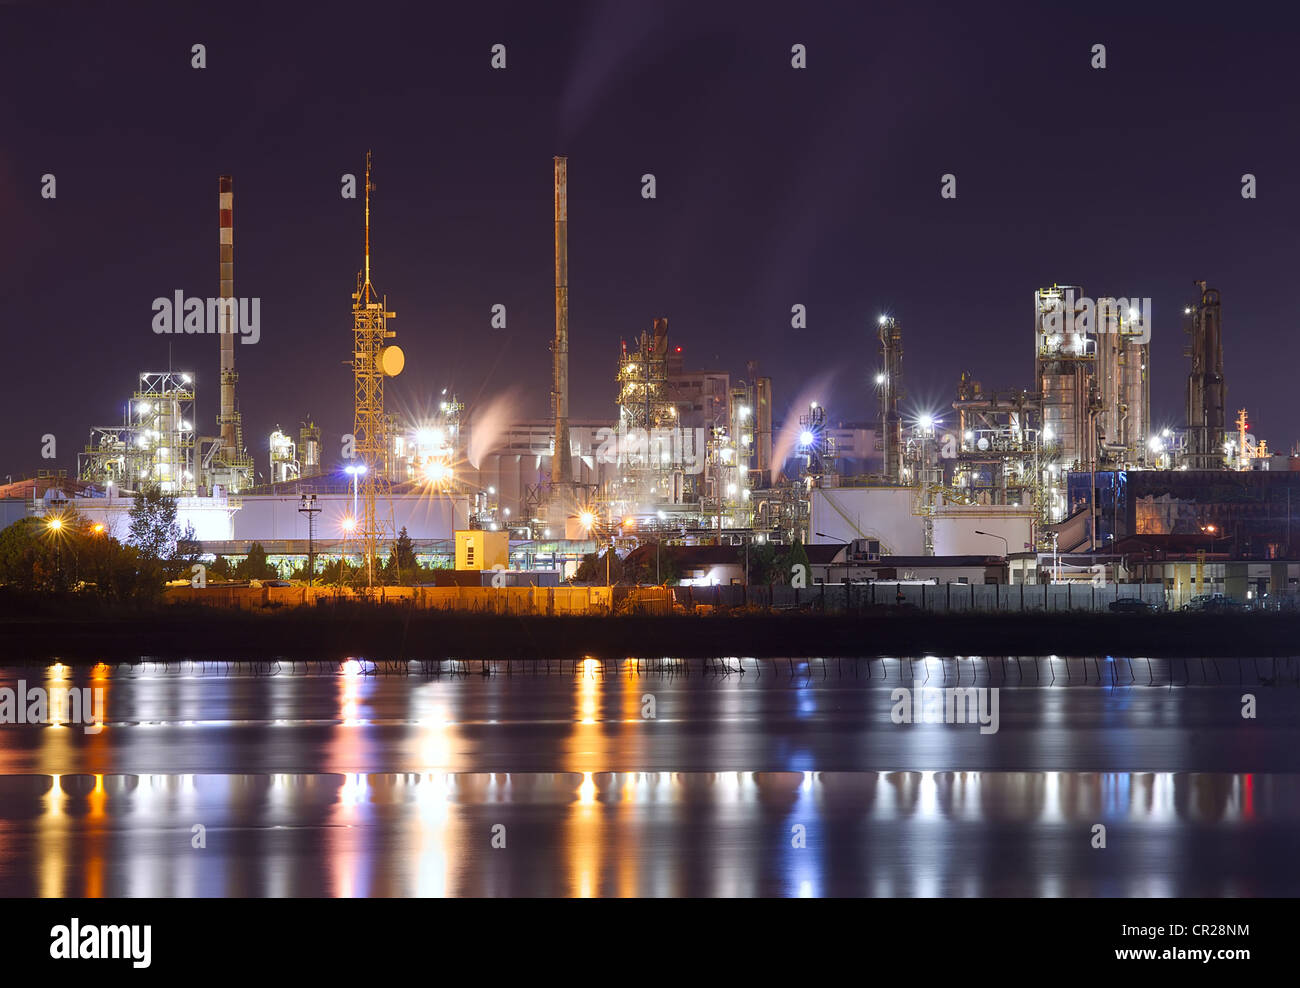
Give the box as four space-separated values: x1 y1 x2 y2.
5 154 1298 608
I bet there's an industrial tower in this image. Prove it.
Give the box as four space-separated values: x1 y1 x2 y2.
209 176 253 492
551 156 572 485
878 316 904 484
351 152 403 585
1185 281 1226 470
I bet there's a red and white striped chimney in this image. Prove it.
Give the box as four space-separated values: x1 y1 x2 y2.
218 176 236 459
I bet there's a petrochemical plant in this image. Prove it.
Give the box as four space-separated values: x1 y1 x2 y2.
7 154 1300 604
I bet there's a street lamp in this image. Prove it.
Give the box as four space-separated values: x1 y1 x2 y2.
45 516 64 590
344 464 366 520
974 529 1009 555
1199 524 1228 593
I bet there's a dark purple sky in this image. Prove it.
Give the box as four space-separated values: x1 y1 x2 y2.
2 0 1296 480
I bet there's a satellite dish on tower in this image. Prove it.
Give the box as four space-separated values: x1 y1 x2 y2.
380 345 405 377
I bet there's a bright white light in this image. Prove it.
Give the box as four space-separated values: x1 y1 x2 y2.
918 414 934 430
739 406 751 418
878 315 888 325
1148 437 1162 452
875 373 886 385
488 486 495 494
1043 425 1054 441
799 430 815 447
727 483 737 496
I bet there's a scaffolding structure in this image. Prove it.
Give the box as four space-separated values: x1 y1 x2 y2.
78 371 197 493
299 420 321 477
269 427 298 484
351 151 402 585
611 319 682 514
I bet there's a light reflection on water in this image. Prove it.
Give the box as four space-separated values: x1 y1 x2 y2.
0 659 1297 897
2 770 1293 896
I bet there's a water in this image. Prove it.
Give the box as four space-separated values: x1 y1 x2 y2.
1 657 1298 896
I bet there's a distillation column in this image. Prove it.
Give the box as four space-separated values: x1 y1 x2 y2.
1185 281 1226 470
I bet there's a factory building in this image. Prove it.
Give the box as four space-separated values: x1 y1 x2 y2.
8 147 1289 595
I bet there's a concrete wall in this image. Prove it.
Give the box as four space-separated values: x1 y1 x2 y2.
232 493 467 542
932 505 1034 556
810 487 923 554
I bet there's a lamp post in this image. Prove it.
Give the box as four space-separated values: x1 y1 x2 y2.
974 529 1008 555
46 517 64 590
1199 524 1227 594
298 494 320 587
344 464 366 519
815 531 850 583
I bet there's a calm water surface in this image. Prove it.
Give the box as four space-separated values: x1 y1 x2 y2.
1 657 1297 896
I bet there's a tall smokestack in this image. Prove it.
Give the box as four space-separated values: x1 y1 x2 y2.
1185 280 1226 470
551 156 572 484
218 176 237 460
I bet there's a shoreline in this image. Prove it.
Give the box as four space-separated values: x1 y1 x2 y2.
0 603 1297 662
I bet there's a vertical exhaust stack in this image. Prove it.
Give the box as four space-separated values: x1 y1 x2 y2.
218 176 237 462
879 316 904 484
1185 280 1226 470
551 156 572 484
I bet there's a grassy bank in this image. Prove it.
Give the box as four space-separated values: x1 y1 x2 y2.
0 593 1296 661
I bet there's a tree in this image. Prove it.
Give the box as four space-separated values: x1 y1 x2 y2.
321 557 360 586
0 515 161 603
0 517 55 591
127 485 183 564
574 548 625 584
383 526 420 584
235 542 278 581
780 539 811 586
747 543 782 584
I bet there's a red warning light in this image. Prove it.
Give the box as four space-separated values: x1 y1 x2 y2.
675 346 682 353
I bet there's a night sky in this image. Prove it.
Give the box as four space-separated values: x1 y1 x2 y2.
2 0 1297 479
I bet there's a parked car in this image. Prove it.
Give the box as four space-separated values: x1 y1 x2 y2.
1108 597 1157 614
1182 593 1244 612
